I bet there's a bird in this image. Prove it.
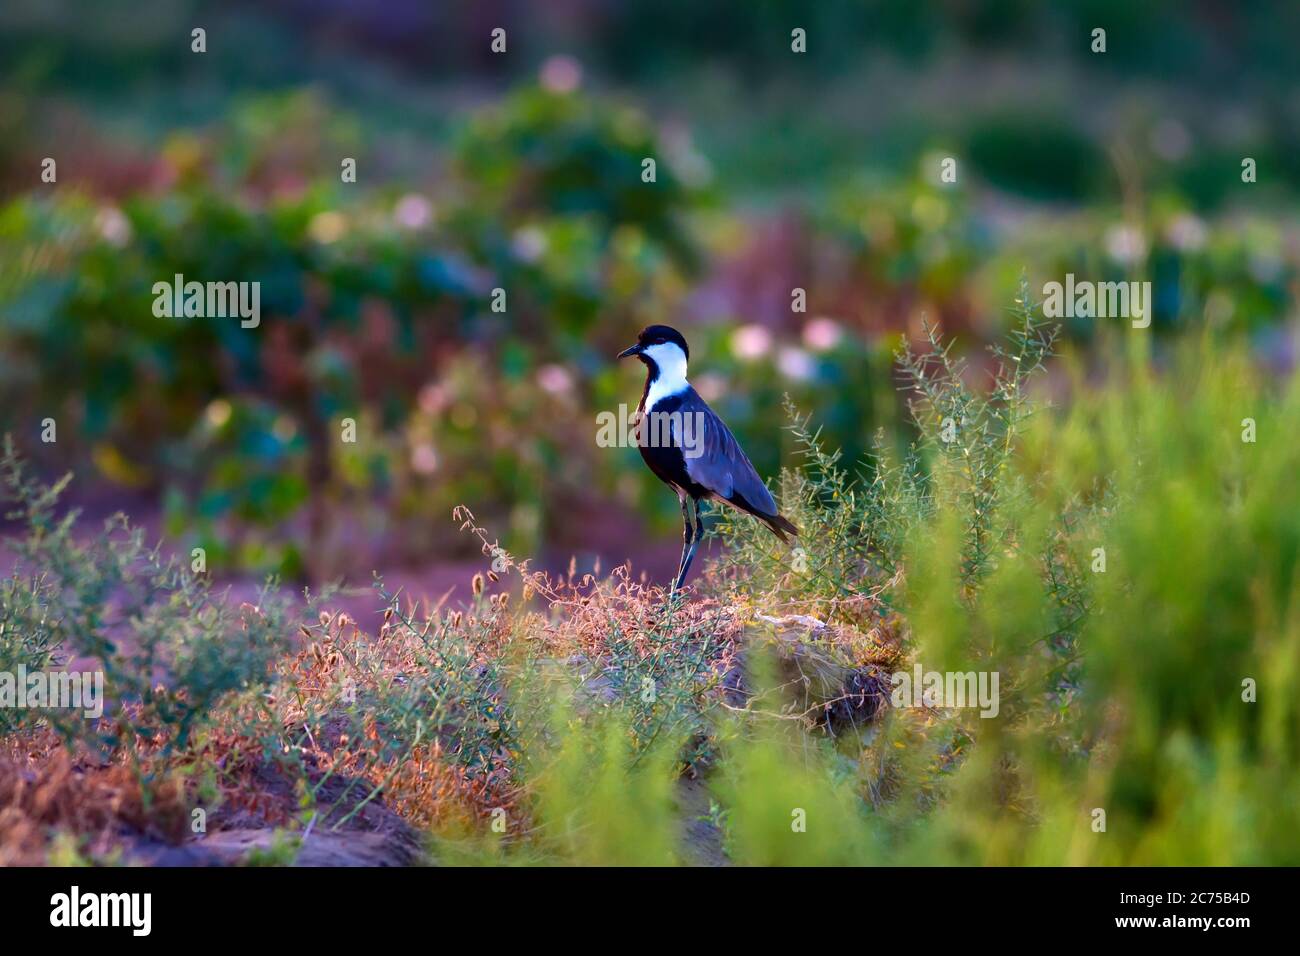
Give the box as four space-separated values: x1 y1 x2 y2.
618 324 798 591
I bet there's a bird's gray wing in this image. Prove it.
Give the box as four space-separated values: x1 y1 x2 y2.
674 388 779 515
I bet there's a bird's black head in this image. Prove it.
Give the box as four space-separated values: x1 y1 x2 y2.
617 325 690 363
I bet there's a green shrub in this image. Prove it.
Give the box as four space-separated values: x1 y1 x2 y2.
0 436 290 756
645 300 1298 864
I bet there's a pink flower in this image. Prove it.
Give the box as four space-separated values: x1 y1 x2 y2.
802 317 843 351
732 324 773 360
537 363 574 396
410 443 438 475
394 194 433 230
540 55 582 94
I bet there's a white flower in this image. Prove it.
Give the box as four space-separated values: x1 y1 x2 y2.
512 226 547 263
777 346 816 381
1105 224 1147 265
1165 213 1207 252
95 207 131 247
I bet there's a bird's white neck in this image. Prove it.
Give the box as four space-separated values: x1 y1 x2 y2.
641 342 689 409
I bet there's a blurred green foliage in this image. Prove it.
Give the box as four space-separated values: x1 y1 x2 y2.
0 86 710 571
2 75 1296 574
1 2 1297 577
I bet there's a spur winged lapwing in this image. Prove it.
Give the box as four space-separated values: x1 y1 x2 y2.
618 324 798 590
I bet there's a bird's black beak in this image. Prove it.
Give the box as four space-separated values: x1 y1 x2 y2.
617 344 643 359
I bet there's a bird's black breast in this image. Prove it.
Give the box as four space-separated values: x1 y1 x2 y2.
636 393 710 499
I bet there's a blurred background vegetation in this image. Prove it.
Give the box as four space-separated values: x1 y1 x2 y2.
1 0 1297 582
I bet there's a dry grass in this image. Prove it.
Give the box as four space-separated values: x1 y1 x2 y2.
0 730 188 865
0 498 910 864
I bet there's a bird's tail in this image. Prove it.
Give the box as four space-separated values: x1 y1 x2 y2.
761 513 799 544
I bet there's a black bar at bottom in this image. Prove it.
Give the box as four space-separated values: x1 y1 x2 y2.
0 865 1277 941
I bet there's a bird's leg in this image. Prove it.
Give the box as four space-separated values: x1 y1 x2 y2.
672 496 696 593
675 498 704 591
